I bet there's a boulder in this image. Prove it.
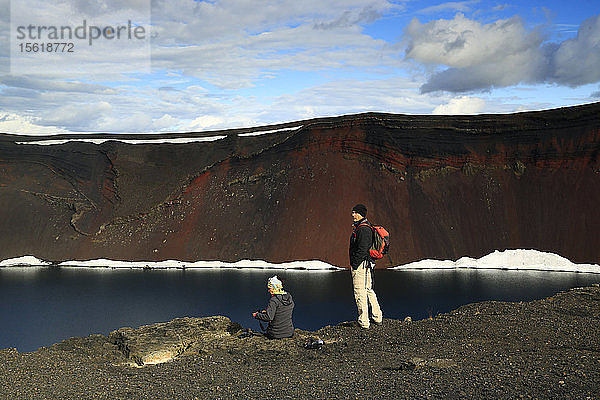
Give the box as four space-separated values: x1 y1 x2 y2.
109 316 242 367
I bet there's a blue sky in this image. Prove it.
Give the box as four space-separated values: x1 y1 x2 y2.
1 0 599 134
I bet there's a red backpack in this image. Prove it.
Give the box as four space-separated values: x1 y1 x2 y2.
358 222 390 260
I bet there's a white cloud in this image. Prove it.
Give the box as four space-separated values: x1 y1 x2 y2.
0 76 117 94
432 96 486 114
1 1 598 135
405 12 545 93
406 13 600 93
0 112 70 135
95 112 152 132
417 1 479 15
185 115 228 131
492 4 510 12
406 13 542 68
41 101 112 130
150 0 399 89
9 0 151 75
182 114 256 132
70 0 150 15
552 14 600 86
151 114 181 131
151 0 393 43
261 77 430 122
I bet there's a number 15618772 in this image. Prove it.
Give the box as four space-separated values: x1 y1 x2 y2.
18 42 74 53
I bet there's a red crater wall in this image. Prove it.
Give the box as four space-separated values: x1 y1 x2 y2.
1 103 599 268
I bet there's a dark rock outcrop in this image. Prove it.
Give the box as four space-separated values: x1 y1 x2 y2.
109 316 243 367
1 103 599 267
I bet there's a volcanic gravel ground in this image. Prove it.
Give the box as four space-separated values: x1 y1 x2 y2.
1 284 599 399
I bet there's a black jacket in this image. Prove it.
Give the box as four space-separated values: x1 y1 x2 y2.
254 293 295 339
349 218 373 269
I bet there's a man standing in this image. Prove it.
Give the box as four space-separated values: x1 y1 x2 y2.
349 204 383 329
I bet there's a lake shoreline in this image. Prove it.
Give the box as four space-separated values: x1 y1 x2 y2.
2 284 599 399
3 249 600 274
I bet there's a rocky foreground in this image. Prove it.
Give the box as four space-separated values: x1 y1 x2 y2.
1 285 599 399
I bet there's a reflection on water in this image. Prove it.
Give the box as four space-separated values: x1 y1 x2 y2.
1 267 598 352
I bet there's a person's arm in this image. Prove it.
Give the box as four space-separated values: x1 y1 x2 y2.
253 296 277 321
355 224 373 263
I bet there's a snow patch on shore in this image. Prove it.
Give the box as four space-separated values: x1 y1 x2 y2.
0 256 339 270
392 249 599 273
0 256 52 267
1 249 598 273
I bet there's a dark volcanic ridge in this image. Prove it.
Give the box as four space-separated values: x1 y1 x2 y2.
1 284 599 399
1 103 599 267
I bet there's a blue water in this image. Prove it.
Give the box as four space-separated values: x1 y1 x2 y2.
1 267 598 352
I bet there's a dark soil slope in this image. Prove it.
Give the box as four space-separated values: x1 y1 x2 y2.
1 103 599 267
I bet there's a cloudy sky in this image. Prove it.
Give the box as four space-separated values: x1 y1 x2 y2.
1 0 599 134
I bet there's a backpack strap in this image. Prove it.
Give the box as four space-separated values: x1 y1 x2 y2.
356 221 373 230
352 221 373 243
354 221 375 265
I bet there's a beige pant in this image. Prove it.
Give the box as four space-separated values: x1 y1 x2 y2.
351 260 382 328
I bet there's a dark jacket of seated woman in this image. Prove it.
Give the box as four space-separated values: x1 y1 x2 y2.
253 276 294 339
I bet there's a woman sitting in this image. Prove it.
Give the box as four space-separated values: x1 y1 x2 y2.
252 276 295 339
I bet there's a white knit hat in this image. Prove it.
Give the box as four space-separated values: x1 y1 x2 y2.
267 275 284 292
